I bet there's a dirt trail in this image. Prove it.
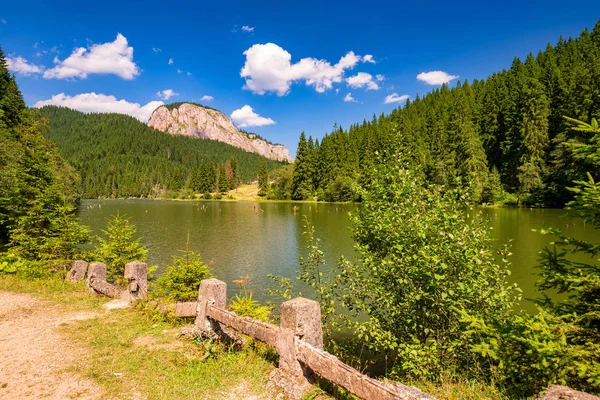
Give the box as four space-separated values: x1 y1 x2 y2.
0 291 101 399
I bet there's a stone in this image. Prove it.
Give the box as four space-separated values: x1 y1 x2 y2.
276 297 323 382
124 261 148 301
103 299 130 310
90 279 122 298
267 368 314 400
86 262 107 293
148 103 292 162
194 278 227 332
66 260 88 283
536 385 600 400
279 297 323 349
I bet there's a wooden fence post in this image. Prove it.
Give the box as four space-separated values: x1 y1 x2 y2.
195 278 227 332
277 297 323 377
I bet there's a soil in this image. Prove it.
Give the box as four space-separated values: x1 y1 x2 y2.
0 291 101 399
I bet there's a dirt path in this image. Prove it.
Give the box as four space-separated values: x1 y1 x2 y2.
0 291 101 399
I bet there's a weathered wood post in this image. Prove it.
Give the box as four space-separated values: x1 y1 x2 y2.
86 262 107 293
124 261 148 301
195 278 227 332
277 297 323 377
66 260 88 283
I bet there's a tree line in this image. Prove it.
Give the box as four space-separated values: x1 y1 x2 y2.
290 21 600 205
39 106 285 198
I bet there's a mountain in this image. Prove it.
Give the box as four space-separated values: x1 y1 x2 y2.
148 102 292 163
38 106 285 198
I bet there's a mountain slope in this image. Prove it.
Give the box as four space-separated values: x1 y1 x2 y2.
39 106 285 198
149 103 292 163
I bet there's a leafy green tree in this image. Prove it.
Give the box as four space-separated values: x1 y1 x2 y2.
93 214 147 284
462 117 600 397
336 161 518 381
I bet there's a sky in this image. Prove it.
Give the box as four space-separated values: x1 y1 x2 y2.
1 1 599 156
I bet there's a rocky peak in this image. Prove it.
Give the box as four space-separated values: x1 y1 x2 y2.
148 103 292 163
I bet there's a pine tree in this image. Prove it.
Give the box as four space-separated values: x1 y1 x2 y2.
258 159 268 196
291 132 313 200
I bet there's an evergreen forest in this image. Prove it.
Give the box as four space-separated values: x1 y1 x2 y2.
289 22 600 205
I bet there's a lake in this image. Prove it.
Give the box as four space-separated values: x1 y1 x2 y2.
79 200 600 312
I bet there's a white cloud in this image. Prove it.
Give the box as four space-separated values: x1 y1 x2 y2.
362 54 375 63
200 95 214 101
346 72 380 90
152 47 161 53
156 89 178 100
240 43 365 95
241 25 255 32
177 69 182 74
1 19 6 24
230 105 275 128
187 71 192 76
43 34 139 80
168 58 174 65
34 93 163 122
344 93 358 103
384 93 409 104
376 74 385 82
416 70 458 85
6 56 43 76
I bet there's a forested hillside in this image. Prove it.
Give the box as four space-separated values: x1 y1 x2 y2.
39 106 285 198
291 21 600 206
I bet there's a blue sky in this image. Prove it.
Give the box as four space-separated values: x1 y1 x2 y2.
1 1 599 155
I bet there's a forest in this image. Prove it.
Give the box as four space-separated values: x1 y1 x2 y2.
288 21 600 205
38 106 285 198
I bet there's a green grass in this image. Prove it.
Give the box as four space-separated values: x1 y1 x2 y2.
61 309 273 399
0 274 275 400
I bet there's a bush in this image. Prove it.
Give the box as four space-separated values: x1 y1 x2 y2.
92 214 147 285
323 176 358 202
336 164 518 381
203 192 212 200
229 276 272 322
0 252 20 274
152 249 212 302
214 193 223 200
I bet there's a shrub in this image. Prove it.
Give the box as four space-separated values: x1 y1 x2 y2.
152 249 212 302
93 213 147 285
203 192 212 200
214 193 223 200
229 276 272 322
336 163 519 381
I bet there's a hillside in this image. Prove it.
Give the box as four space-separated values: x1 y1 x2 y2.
38 106 285 198
149 103 292 162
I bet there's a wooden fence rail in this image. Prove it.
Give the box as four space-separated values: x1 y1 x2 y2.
67 261 433 400
186 278 434 400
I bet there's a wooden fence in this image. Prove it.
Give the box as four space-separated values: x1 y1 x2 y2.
67 261 434 400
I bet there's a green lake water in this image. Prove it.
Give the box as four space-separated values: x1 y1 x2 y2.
79 200 600 312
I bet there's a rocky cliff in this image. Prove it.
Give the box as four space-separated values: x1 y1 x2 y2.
148 103 292 163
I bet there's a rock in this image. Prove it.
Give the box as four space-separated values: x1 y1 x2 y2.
66 260 88 283
536 385 600 400
103 299 130 310
123 261 148 301
86 262 107 293
267 368 314 400
148 103 293 163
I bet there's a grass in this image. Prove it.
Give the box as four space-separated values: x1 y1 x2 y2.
0 273 509 400
0 274 275 400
